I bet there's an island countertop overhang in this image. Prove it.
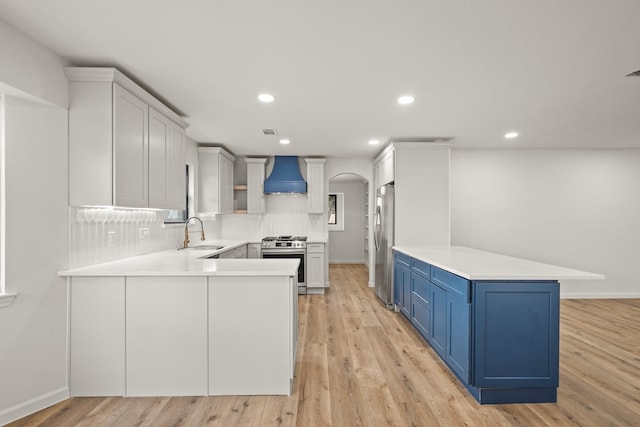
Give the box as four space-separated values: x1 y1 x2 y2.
392 245 604 281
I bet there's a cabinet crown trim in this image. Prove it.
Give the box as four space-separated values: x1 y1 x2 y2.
64 67 189 128
198 146 236 161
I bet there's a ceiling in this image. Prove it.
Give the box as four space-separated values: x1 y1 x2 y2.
1 0 640 158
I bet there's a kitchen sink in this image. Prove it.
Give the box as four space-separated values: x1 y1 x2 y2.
178 245 224 251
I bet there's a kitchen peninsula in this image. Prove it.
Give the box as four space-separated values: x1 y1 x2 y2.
59 242 299 397
392 245 603 404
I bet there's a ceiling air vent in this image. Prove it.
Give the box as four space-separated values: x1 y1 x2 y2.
389 136 454 144
625 69 640 77
262 128 278 136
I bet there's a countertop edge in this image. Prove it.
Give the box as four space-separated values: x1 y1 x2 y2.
393 245 605 281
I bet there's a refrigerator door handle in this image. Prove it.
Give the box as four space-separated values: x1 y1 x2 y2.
374 204 381 252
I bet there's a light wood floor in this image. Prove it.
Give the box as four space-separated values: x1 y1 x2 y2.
9 264 640 426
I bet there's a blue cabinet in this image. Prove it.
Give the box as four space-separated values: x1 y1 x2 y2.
429 266 471 383
410 273 430 339
429 283 447 359
392 250 560 405
393 253 410 318
473 281 559 403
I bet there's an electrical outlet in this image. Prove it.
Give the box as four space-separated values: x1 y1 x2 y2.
139 228 150 241
108 231 116 247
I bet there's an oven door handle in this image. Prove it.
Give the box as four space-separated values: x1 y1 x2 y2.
262 251 306 256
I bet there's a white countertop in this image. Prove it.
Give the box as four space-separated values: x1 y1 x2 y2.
393 246 604 281
60 240 299 277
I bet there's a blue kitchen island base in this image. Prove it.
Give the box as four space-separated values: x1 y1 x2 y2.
393 249 563 405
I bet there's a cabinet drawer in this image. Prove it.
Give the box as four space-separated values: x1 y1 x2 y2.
411 258 431 279
394 251 410 267
307 243 324 253
411 296 430 340
431 266 470 301
411 273 430 306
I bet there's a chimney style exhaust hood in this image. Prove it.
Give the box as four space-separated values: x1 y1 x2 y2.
264 156 307 194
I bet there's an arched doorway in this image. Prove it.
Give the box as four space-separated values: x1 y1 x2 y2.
327 173 371 277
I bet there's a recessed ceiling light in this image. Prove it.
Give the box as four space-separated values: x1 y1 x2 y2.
504 131 519 139
279 139 290 145
258 93 275 103
368 139 379 145
397 95 415 105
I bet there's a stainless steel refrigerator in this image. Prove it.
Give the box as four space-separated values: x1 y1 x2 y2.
374 183 395 307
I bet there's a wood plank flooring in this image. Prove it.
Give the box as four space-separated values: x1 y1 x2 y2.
8 264 640 426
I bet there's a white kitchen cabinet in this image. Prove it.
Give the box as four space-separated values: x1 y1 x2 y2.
66 67 188 208
126 277 208 396
198 147 235 214
149 107 185 209
69 277 125 396
374 145 395 189
306 242 325 292
114 84 149 207
305 158 326 214
209 276 294 395
247 243 261 259
219 244 248 259
245 158 267 213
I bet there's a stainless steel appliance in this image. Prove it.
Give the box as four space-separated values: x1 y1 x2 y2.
374 183 395 307
261 236 307 294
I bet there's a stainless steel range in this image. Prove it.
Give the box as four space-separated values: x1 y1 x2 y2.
261 236 307 294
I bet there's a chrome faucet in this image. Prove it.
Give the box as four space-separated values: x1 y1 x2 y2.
183 216 205 249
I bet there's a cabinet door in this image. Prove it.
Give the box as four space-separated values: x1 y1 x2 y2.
446 293 471 383
70 277 125 396
198 148 235 213
246 159 266 213
220 154 234 213
473 281 559 389
307 251 325 288
306 159 325 214
126 277 208 396
113 83 148 208
401 271 411 318
148 107 171 208
247 243 261 259
393 261 402 306
430 284 447 359
168 122 185 209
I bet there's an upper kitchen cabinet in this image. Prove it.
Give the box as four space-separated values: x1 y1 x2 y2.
245 158 267 214
66 67 189 209
305 158 326 214
149 108 185 209
198 147 235 214
374 146 395 189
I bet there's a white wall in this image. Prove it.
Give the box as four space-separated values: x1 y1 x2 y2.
0 97 69 424
328 181 365 263
0 18 71 425
0 18 68 108
451 149 640 298
394 146 450 247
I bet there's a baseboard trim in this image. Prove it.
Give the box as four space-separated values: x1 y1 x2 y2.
561 292 640 299
0 387 69 425
328 261 366 264
368 281 375 288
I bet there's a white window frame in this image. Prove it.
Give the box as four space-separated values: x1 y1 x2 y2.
0 94 17 307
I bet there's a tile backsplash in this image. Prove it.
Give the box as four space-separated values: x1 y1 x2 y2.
70 195 327 268
214 194 326 241
69 207 183 268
